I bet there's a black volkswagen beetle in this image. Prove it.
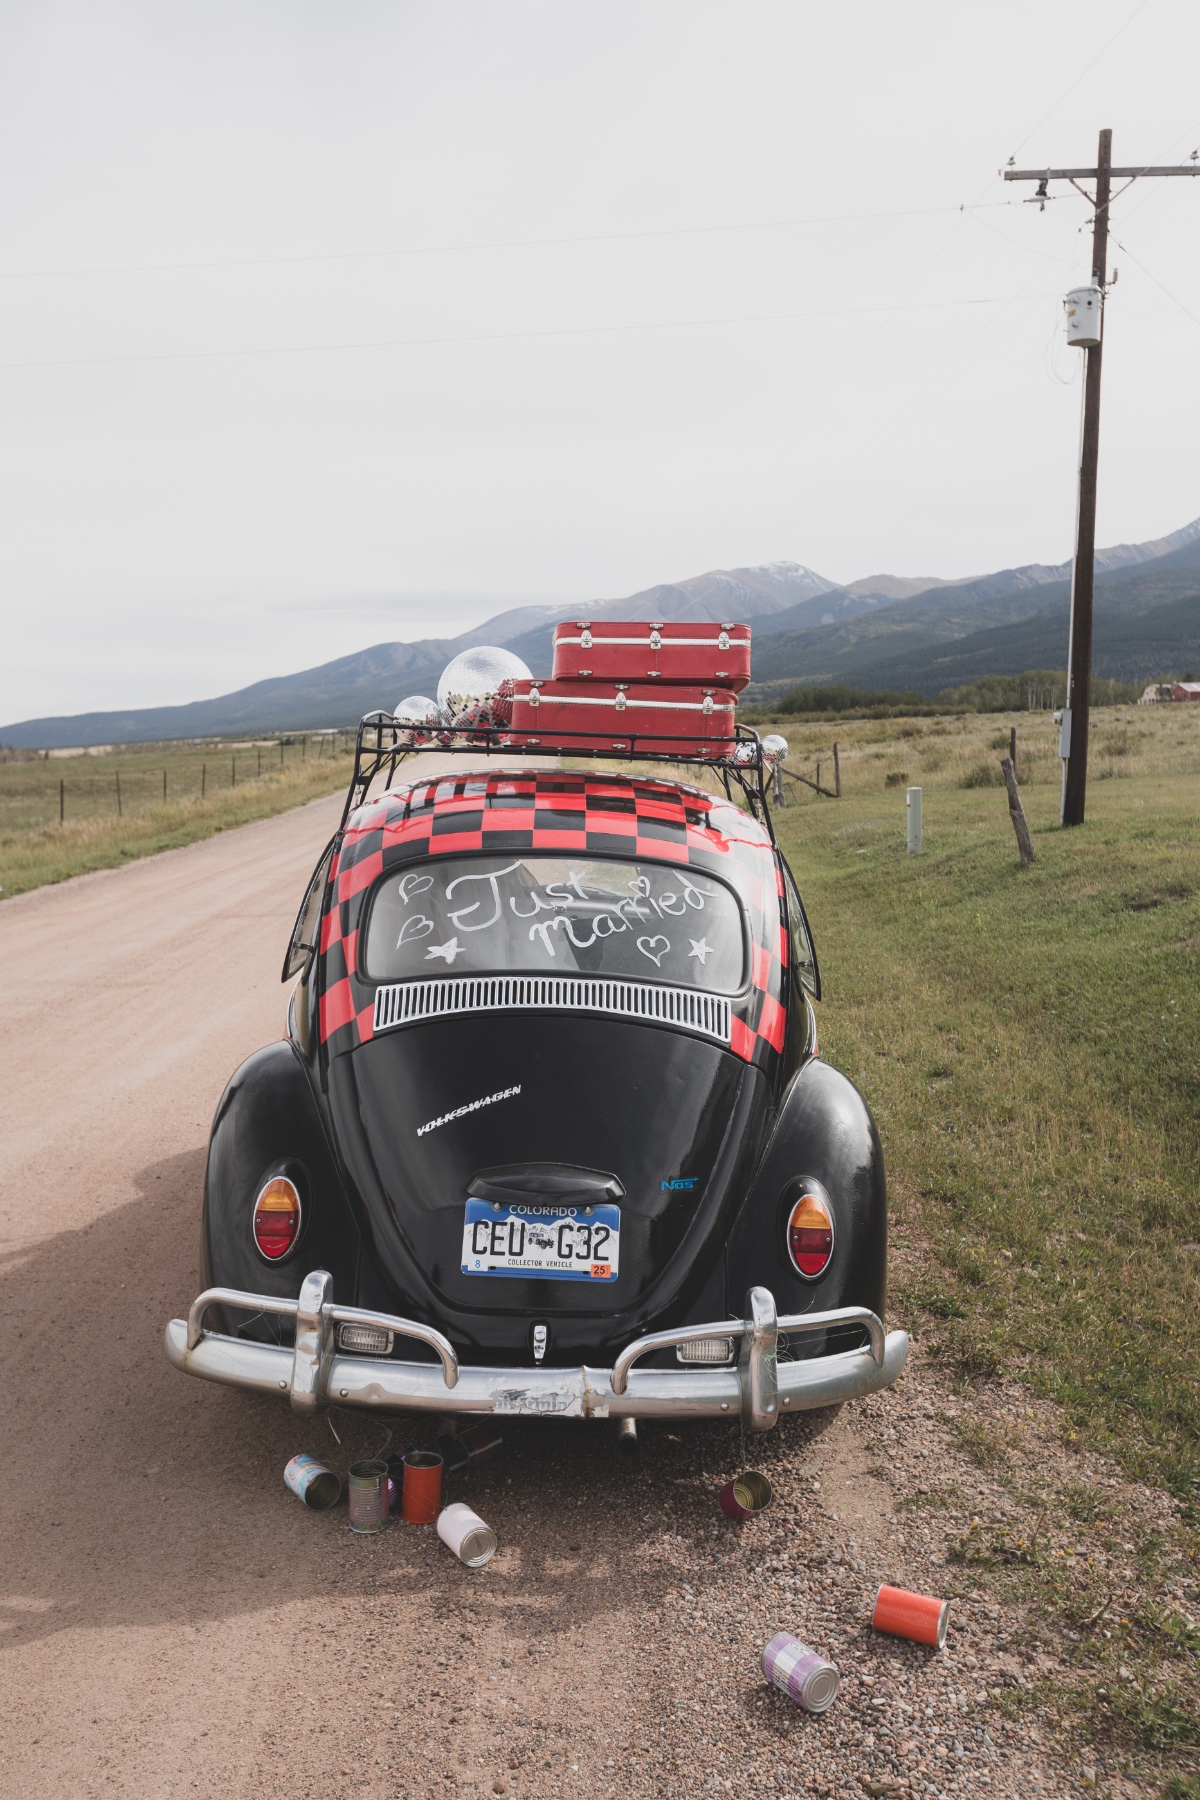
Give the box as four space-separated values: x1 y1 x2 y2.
165 723 908 1434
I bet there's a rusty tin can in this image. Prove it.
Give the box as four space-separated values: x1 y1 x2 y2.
348 1459 389 1533
283 1453 341 1512
402 1449 444 1523
436 1431 470 1475
872 1583 951 1648
719 1469 773 1520
459 1423 505 1465
762 1633 840 1714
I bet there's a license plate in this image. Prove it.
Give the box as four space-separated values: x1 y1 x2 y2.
461 1199 620 1281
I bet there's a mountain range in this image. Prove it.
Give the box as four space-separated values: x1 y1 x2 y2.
5 520 1200 747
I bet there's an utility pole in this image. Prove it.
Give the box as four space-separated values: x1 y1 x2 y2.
1004 134 1199 826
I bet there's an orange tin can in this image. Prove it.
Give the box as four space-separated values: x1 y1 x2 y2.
401 1449 444 1523
871 1583 951 1648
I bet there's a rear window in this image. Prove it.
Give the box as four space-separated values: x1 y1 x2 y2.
364 855 745 993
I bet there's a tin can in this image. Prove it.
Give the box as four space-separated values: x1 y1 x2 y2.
348 1459 389 1534
437 1501 498 1568
872 1583 951 1648
401 1449 444 1523
385 1450 407 1515
459 1423 504 1465
283 1452 341 1511
719 1469 773 1520
436 1431 470 1475
762 1633 840 1714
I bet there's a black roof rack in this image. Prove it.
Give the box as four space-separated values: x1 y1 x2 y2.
339 711 776 842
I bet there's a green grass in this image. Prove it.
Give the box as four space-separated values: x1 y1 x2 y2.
0 735 354 899
758 704 1200 1515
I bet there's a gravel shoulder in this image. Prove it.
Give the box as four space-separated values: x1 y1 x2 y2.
0 772 1190 1799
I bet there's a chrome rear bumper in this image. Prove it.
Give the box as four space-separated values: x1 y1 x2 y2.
164 1270 908 1427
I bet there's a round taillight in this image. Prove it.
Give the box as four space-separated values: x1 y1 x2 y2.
786 1187 834 1279
253 1176 301 1260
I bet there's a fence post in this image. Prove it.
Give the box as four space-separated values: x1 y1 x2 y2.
162 769 167 803
280 740 285 767
302 735 306 760
201 762 206 799
60 778 64 824
1009 725 1017 779
232 756 236 788
116 771 122 816
906 786 922 854
1000 757 1036 868
772 761 784 805
258 747 262 777
833 741 841 797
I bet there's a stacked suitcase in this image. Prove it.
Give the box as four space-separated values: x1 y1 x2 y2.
501 620 750 758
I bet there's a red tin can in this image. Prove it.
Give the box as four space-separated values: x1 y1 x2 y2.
551 619 752 690
401 1449 444 1524
505 678 737 757
718 1469 773 1520
872 1583 951 1648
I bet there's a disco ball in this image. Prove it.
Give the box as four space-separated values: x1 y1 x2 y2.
761 733 790 765
392 694 443 746
393 695 441 726
731 740 760 766
437 646 532 730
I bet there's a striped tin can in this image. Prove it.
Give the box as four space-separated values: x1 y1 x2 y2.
761 1633 840 1715
283 1453 341 1512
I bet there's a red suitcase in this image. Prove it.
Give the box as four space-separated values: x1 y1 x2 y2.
503 678 737 756
550 619 752 690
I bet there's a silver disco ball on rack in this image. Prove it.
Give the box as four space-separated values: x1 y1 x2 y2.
761 733 790 764
437 646 532 732
393 695 443 746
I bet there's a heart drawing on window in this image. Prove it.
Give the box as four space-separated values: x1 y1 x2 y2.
396 914 436 948
397 872 434 906
636 935 671 967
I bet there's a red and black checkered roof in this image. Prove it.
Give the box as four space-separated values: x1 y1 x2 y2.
317 769 788 1069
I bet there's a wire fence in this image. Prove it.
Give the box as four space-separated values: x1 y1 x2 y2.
0 732 355 832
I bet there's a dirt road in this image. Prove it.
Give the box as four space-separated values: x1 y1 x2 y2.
0 776 1166 1798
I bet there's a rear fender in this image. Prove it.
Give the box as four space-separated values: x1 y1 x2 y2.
201 1040 361 1332
724 1056 887 1327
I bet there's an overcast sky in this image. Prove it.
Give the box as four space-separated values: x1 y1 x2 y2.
2 0 1199 723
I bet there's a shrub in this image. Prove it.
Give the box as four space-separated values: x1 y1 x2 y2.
960 760 1004 788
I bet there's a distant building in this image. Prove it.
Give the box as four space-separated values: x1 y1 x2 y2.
1173 682 1200 701
1139 683 1174 703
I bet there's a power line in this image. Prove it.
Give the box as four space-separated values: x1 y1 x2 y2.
1006 0 1155 164
0 201 1020 284
1113 236 1200 328
0 289 1058 374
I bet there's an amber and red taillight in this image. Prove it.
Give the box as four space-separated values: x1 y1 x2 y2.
253 1175 302 1260
785 1187 834 1279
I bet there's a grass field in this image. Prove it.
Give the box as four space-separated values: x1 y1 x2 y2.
0 735 354 900
757 703 1200 1520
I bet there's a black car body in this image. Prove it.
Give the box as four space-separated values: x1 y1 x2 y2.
166 731 908 1431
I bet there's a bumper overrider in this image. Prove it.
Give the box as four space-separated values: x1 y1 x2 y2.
164 1271 909 1427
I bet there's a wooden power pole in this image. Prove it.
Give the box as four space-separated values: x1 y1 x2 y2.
1004 134 1199 826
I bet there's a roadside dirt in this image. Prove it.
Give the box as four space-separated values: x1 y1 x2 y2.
0 765 1185 1798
